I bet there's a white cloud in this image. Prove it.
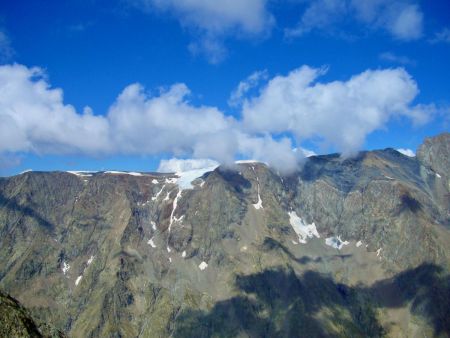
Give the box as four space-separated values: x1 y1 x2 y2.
0 63 435 173
387 4 423 40
294 147 317 158
379 52 415 66
228 70 268 107
237 134 300 173
397 148 415 157
287 0 423 41
285 0 348 37
0 63 297 172
108 82 234 159
0 64 110 154
148 0 273 35
242 65 430 156
131 0 274 63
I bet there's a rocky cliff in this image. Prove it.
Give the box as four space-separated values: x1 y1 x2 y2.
0 133 449 337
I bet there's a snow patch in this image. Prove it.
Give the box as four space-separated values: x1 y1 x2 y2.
104 171 144 176
152 179 158 184
288 211 320 244
75 275 83 286
397 148 415 157
151 185 165 201
62 262 70 275
376 248 382 257
436 173 441 178
158 158 219 190
67 171 94 177
356 241 363 248
163 191 171 201
199 261 208 270
87 256 94 265
251 167 263 210
168 190 183 233
325 236 349 250
148 238 156 248
235 160 261 164
182 251 186 258
293 147 317 158
167 246 171 253
253 190 263 210
165 177 178 184
151 221 157 230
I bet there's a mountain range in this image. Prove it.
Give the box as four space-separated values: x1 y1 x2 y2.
0 132 449 337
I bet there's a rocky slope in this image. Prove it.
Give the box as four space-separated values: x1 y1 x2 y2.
0 133 449 338
0 290 65 337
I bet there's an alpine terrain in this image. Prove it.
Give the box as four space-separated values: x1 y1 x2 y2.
0 132 449 338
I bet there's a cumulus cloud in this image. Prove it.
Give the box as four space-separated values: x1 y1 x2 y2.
287 0 423 41
242 65 431 156
0 63 435 173
0 63 297 172
131 0 273 63
0 64 110 154
108 82 233 159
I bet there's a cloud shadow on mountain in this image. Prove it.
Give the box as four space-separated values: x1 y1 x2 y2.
0 192 54 231
172 263 450 337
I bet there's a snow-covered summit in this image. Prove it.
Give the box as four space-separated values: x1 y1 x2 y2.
157 158 219 190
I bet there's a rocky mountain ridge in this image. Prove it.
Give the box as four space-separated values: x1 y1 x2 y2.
0 132 449 337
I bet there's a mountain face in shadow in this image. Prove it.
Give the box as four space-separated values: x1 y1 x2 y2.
173 263 450 338
0 133 448 337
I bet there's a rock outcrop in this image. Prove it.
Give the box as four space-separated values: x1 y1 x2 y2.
0 290 65 338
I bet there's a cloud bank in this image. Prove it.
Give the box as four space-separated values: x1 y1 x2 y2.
0 63 433 172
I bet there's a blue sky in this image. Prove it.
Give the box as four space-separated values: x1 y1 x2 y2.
0 0 449 175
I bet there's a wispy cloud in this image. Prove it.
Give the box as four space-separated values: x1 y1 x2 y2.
129 0 274 63
0 30 14 62
286 0 423 41
379 51 416 66
68 22 94 33
228 70 268 107
430 28 450 44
